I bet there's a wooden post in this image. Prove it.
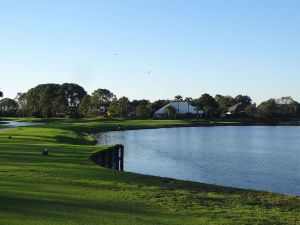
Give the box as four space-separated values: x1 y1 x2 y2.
101 151 106 167
96 155 101 165
111 147 116 169
89 145 124 171
105 151 109 168
108 149 112 169
120 145 124 171
115 146 119 170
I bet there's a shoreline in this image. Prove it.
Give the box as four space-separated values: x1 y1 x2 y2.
89 120 300 136
91 142 300 197
1 118 299 224
91 122 300 197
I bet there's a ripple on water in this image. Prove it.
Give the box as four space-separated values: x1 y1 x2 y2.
95 126 300 195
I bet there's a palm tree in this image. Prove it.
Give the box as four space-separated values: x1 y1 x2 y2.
174 95 183 117
185 97 193 113
164 105 176 119
204 106 209 118
195 106 202 120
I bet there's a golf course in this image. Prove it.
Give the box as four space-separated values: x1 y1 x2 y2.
0 118 299 225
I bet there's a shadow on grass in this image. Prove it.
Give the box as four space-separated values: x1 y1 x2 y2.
0 183 187 225
54 135 96 145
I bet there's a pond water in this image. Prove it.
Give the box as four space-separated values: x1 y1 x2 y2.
1 121 45 127
95 126 300 195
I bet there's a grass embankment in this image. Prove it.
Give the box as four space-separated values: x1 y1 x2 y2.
0 121 8 128
0 118 299 225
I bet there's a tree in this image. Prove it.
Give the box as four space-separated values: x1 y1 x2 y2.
197 94 219 118
215 95 235 113
275 99 300 118
174 95 183 116
53 96 67 118
131 99 150 116
107 97 130 118
234 95 252 105
164 105 176 118
118 97 130 118
136 105 151 119
0 98 18 116
150 100 170 116
91 89 115 114
79 95 92 117
59 83 87 117
195 106 203 120
130 100 139 116
288 100 300 117
25 83 87 118
15 92 27 117
257 99 277 119
26 84 60 117
40 85 60 118
0 91 3 98
245 104 257 118
295 102 300 117
108 99 121 117
26 86 42 117
185 97 193 113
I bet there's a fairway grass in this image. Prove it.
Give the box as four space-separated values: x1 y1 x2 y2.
0 118 299 225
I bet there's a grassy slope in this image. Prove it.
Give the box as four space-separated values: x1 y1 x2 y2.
0 118 299 225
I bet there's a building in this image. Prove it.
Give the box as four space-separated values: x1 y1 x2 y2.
226 102 248 116
276 97 297 114
276 96 294 105
154 101 203 119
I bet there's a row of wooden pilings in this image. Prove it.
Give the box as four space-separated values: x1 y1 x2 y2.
89 144 124 171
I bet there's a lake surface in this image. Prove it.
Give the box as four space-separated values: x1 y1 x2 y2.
1 121 45 127
95 126 300 195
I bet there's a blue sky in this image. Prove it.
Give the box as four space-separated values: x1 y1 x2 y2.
0 0 300 104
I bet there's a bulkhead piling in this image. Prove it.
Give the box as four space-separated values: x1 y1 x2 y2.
89 144 124 171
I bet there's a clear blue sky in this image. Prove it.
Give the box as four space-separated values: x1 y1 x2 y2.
1 0 300 104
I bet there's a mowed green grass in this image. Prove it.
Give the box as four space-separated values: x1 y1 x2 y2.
0 118 299 225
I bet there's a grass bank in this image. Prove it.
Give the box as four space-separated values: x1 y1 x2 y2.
0 118 299 225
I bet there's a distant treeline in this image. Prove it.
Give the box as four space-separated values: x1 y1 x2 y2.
0 83 299 119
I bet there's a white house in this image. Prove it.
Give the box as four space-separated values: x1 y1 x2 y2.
154 101 204 118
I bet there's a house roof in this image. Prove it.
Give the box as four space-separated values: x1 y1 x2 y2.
154 101 203 115
276 97 294 105
228 102 247 113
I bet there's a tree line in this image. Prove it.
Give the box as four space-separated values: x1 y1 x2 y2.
0 83 299 119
